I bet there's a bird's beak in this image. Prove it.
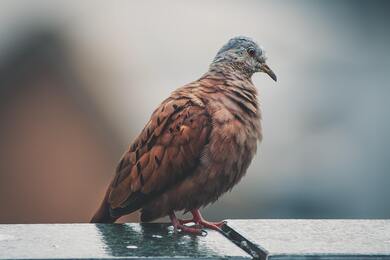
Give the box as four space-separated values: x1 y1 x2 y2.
260 63 277 82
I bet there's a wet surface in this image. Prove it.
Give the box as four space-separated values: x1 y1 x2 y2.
2 220 390 259
0 223 250 259
225 219 390 260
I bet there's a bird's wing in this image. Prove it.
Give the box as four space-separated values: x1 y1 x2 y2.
108 97 211 215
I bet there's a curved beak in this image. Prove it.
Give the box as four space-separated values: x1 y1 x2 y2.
260 63 277 82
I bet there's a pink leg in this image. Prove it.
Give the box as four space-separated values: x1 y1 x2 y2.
191 209 226 231
169 212 205 235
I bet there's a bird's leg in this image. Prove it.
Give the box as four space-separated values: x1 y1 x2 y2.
169 211 205 235
190 209 226 231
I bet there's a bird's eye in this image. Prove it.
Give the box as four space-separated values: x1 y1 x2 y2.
247 48 256 57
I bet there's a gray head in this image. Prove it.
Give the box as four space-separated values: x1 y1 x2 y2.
212 36 277 81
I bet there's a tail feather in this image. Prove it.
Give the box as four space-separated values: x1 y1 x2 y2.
90 187 118 223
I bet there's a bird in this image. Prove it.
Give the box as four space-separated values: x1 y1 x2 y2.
90 36 277 235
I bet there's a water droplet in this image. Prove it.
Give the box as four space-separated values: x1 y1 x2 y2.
126 245 138 249
182 235 191 240
167 225 174 231
240 240 248 247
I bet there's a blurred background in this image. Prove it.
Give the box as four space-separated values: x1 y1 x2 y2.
0 0 389 224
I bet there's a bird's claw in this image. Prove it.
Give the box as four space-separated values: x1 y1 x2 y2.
173 223 206 236
170 211 226 236
177 218 226 230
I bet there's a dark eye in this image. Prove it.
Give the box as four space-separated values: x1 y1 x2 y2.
247 48 256 57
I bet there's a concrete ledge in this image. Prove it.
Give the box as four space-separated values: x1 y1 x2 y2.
1 220 390 259
223 219 390 260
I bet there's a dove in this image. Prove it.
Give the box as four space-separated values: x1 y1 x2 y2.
91 36 277 234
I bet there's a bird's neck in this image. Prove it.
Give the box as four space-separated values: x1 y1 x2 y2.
199 64 260 118
203 63 256 94
208 62 254 80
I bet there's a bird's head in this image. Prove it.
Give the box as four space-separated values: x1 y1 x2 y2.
212 36 277 81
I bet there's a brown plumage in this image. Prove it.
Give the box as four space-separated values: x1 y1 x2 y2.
91 36 276 234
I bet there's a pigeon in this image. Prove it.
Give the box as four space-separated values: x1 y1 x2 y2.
91 36 277 234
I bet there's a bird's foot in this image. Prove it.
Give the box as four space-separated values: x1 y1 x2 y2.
170 210 226 235
182 209 227 231
177 217 225 230
191 209 227 231
174 223 207 236
195 219 226 231
170 212 207 236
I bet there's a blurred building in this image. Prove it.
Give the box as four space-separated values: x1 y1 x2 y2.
0 29 129 223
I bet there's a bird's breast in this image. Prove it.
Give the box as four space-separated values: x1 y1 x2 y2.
197 98 261 194
190 112 259 207
206 108 260 165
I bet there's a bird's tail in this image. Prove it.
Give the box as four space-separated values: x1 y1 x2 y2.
90 187 118 223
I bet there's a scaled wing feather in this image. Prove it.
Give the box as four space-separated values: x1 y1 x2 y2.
108 97 211 215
